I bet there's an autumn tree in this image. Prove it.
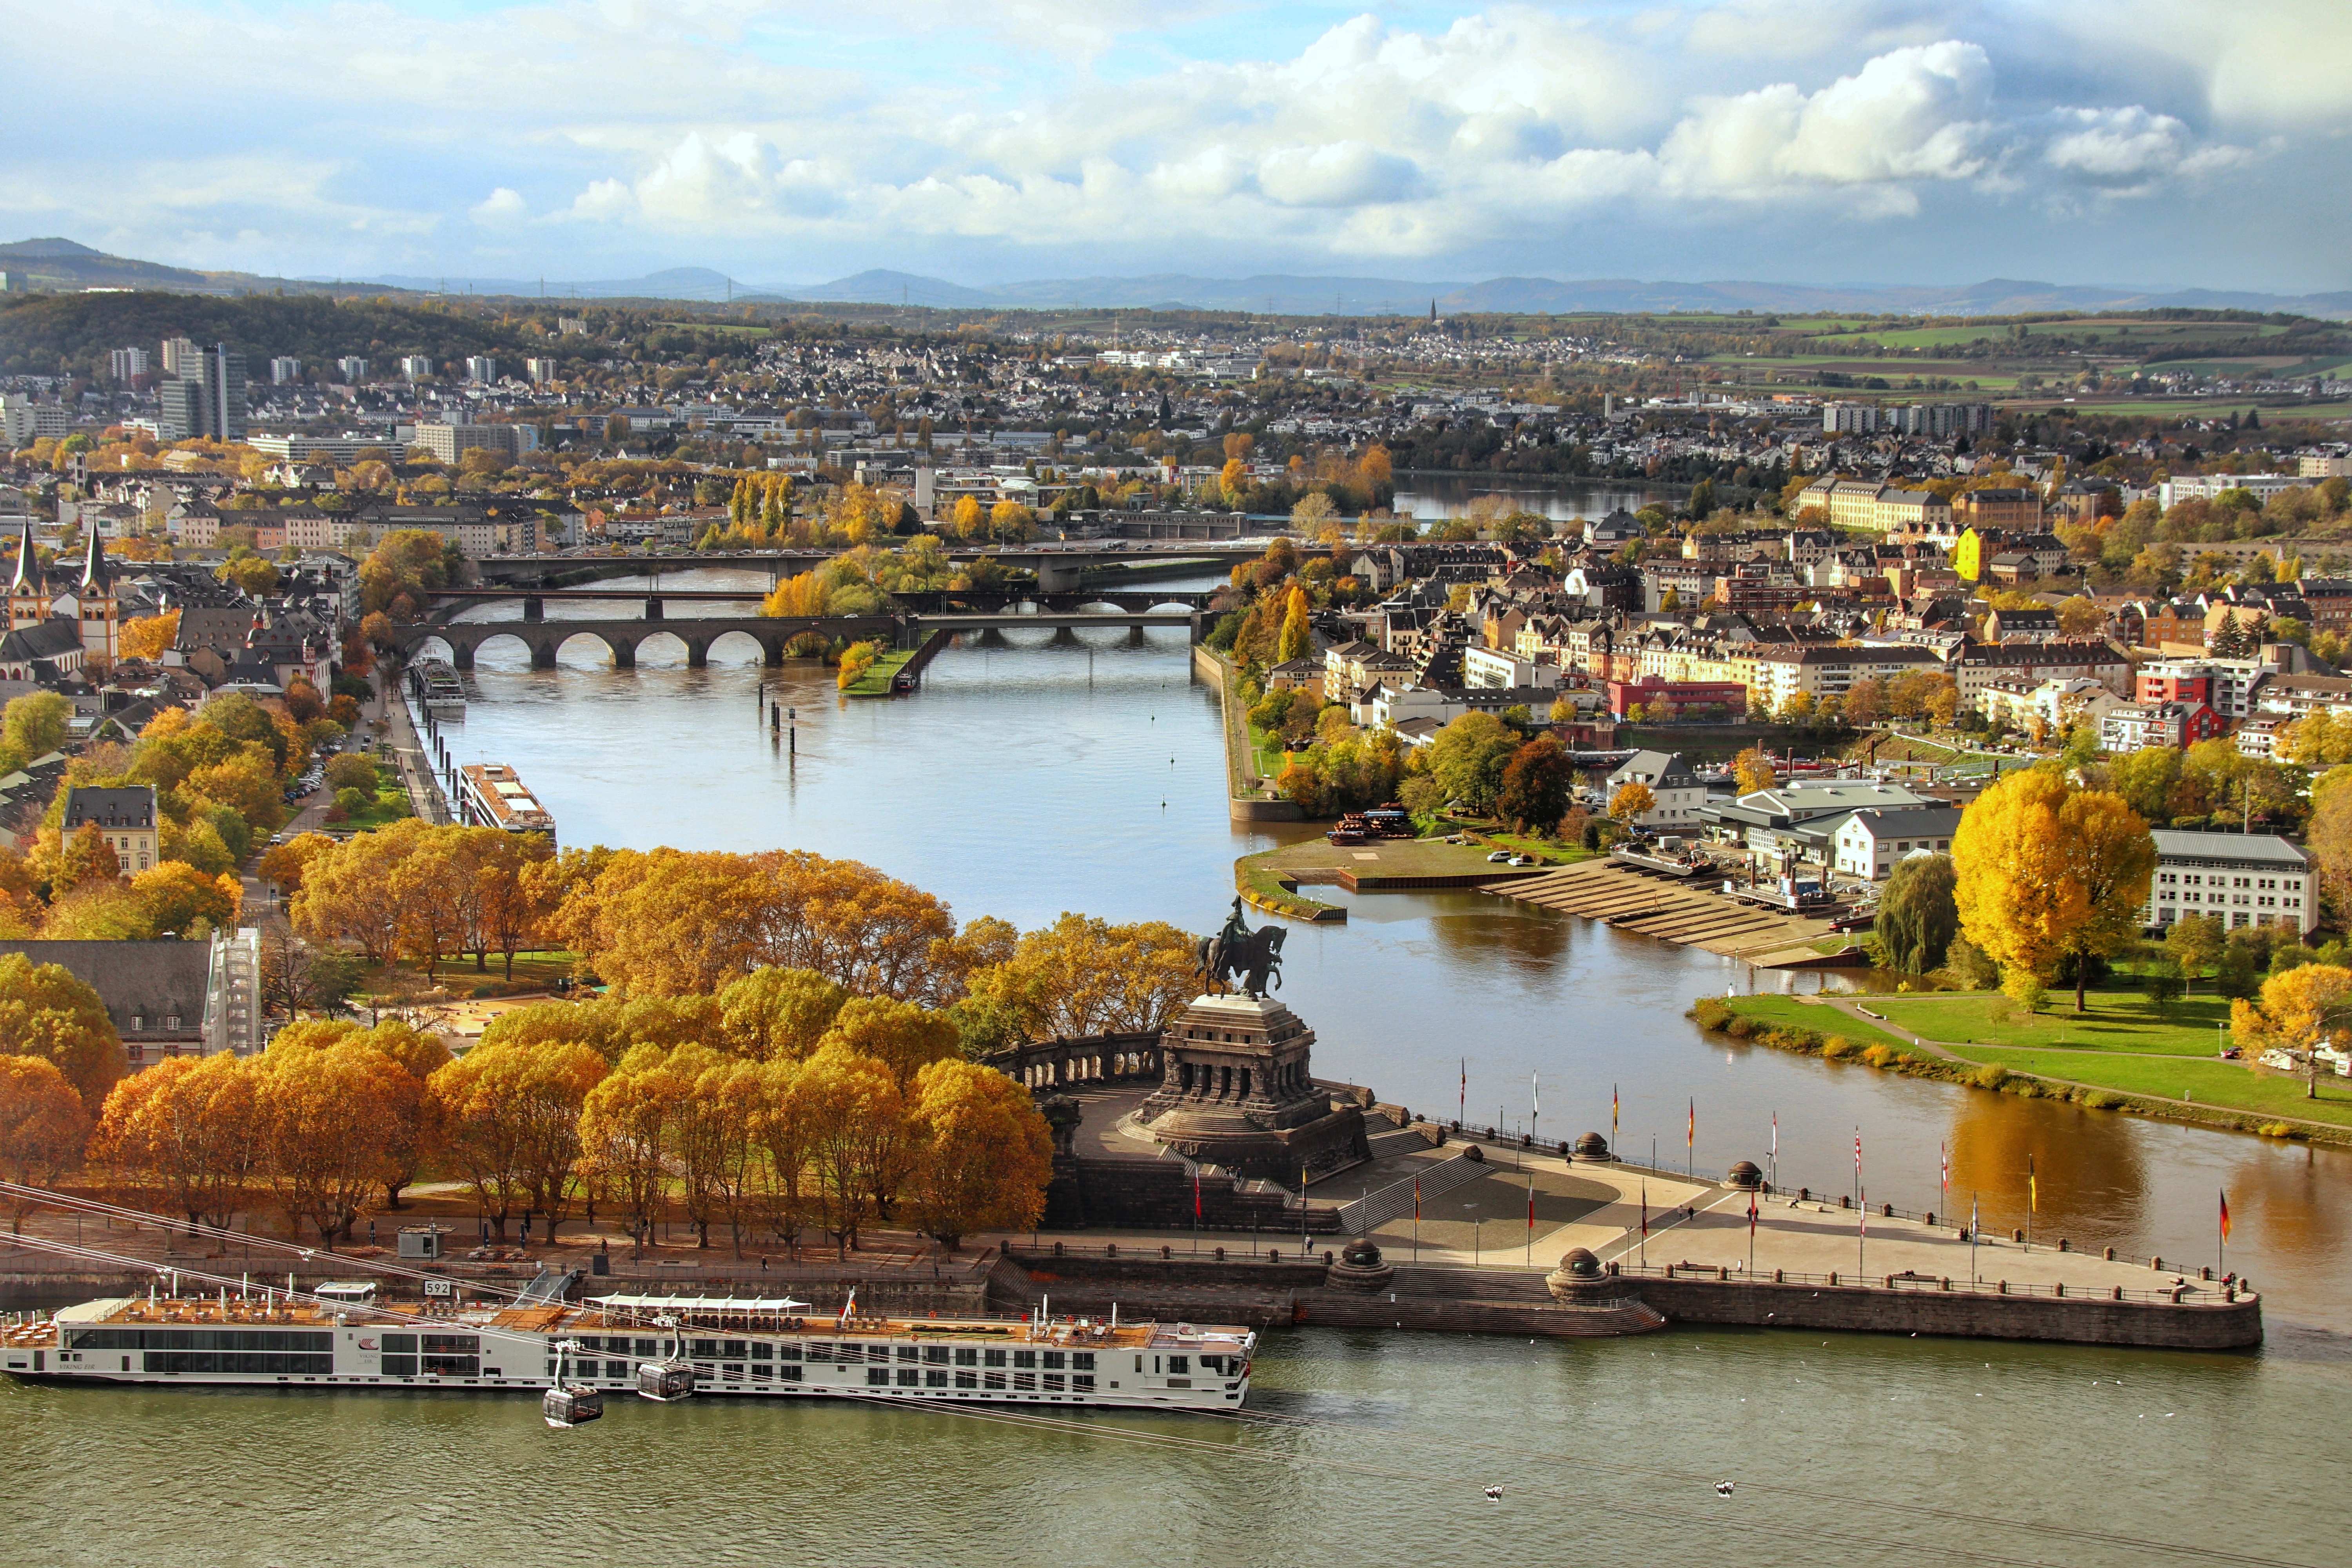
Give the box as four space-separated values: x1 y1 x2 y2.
719 966 849 1059
1496 737 1573 834
1276 584 1311 665
256 1040 409 1246
257 831 336 896
1732 746 1778 795
120 609 182 662
2163 914 2227 997
750 1056 813 1254
1424 711 1517 815
1608 780 1655 822
796 1044 904 1257
959 913 1198 1044
434 1040 606 1242
577 1042 690 1246
901 1060 1052 1249
92 1053 262 1230
0 953 125 1112
0 1056 91 1233
2231 964 2352 1092
1953 769 2154 1012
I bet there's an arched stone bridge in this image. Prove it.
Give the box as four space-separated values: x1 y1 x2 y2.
397 615 902 670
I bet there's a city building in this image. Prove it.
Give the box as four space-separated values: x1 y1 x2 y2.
524 357 559 384
269 356 301 385
1604 750 1706 828
1816 805 1965 882
107 347 148 381
399 355 433 379
336 356 369 383
0 396 71 445
61 784 158 874
410 419 540 465
2099 701 2225 753
0 931 263 1065
465 356 498 383
2138 657 2270 720
159 337 201 376
2157 474 2301 509
2144 831 2313 934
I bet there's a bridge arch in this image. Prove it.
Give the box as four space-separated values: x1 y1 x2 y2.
462 630 539 670
551 629 627 669
702 628 770 666
628 629 693 668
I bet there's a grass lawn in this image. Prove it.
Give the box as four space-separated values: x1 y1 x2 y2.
1474 829 1596 866
840 646 918 697
1719 995 1917 1054
1248 722 1290 784
1946 1046 2352 1129
332 765 415 831
1871 989 2231 1057
362 949 585 1000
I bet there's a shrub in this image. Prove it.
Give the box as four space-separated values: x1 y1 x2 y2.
1971 1064 2011 1091
1725 1016 1753 1039
2081 1090 2125 1109
1860 1044 1897 1068
1692 997 1733 1031
1821 1036 1859 1061
2258 1121 2302 1139
333 786 367 816
324 753 378 793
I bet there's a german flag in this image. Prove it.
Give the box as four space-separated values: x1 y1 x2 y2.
2220 1189 2232 1242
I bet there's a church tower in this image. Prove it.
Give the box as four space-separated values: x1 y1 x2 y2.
7 520 46 633
74 529 118 661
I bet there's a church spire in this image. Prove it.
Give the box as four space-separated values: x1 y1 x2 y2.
7 519 31 596
80 528 109 593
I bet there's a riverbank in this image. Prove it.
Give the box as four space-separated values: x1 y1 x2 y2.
1490 857 1849 964
1699 991 2352 1147
1237 835 1555 922
1193 644 1303 821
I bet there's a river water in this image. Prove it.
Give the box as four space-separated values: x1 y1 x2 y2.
1393 475 1674 522
7 570 2347 1564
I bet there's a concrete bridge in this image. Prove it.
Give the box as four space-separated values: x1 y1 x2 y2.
398 615 900 670
424 585 1218 622
469 540 1271 592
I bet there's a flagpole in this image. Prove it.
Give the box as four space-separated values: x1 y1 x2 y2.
1526 1170 1534 1265
1640 1181 1648 1268
1970 1192 1979 1283
1413 1176 1421 1265
2027 1154 2036 1251
1769 1111 1777 1192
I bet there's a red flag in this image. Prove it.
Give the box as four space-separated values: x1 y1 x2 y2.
2220 1189 2232 1242
1193 1164 1201 1221
1414 1176 1421 1221
1749 1189 1757 1236
1641 1185 1649 1238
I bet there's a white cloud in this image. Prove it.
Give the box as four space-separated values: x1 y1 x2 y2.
0 1 2330 282
471 187 530 224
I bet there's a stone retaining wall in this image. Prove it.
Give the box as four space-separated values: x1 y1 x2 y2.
1631 1276 2263 1350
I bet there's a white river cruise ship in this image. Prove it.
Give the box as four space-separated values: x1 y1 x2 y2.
2 1287 1254 1414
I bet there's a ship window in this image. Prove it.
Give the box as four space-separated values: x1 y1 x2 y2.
635 1338 658 1357
1043 1374 1064 1392
956 1370 977 1388
985 1371 1007 1390
984 1348 1007 1368
1042 1351 1064 1370
866 1368 889 1386
806 1342 833 1361
896 1368 919 1387
720 1341 748 1359
750 1341 772 1361
955 1348 978 1367
380 1335 417 1353
604 1360 626 1379
1071 1352 1094 1371
924 1346 949 1365
382 1356 417 1376
778 1343 802 1362
1013 1373 1036 1392
689 1339 720 1358
897 1345 920 1362
779 1366 803 1383
1013 1350 1036 1369
1167 1356 1189 1374
925 1370 948 1387
1073 1376 1095 1392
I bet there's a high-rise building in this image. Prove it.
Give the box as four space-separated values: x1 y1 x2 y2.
524 357 559 384
399 356 433 379
269 356 302 385
336 356 369 383
156 377 205 441
465 356 498 383
160 337 202 377
199 346 248 442
107 347 149 381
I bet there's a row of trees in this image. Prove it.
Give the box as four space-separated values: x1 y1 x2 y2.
76 990 1053 1255
287 820 555 980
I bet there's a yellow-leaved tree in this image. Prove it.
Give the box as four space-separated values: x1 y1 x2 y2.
2230 965 2352 1097
1276 583 1311 665
1733 746 1777 795
1952 769 2155 1013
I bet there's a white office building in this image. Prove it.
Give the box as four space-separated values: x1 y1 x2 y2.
399 355 433 379
108 347 149 381
337 356 369 383
465 356 498 383
2143 830 2314 935
269 356 302 385
2157 474 2302 509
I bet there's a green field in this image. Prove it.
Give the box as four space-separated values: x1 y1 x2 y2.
840 646 918 697
1870 989 2232 1057
1947 1046 2352 1129
1716 995 1918 1053
332 764 414 832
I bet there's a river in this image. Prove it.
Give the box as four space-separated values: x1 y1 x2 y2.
6 572 2345 1565
1393 475 1675 522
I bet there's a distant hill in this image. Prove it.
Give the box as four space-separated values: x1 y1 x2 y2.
7 236 2349 320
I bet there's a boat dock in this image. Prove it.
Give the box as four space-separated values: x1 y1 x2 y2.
1481 858 1848 965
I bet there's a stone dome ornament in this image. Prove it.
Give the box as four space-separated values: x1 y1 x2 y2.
1573 1132 1612 1162
1326 1236 1395 1293
1546 1247 1612 1302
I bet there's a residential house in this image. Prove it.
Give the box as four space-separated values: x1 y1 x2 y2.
1604 750 1706 828
1816 806 1966 882
2099 701 2227 753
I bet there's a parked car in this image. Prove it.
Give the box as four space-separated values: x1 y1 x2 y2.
1486 850 1511 863
1510 855 1538 867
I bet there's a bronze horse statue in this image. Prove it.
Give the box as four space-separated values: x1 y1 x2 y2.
1198 898 1286 999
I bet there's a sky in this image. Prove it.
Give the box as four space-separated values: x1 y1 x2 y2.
4 0 2348 293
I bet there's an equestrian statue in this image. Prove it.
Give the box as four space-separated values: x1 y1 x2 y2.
1198 897 1286 999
